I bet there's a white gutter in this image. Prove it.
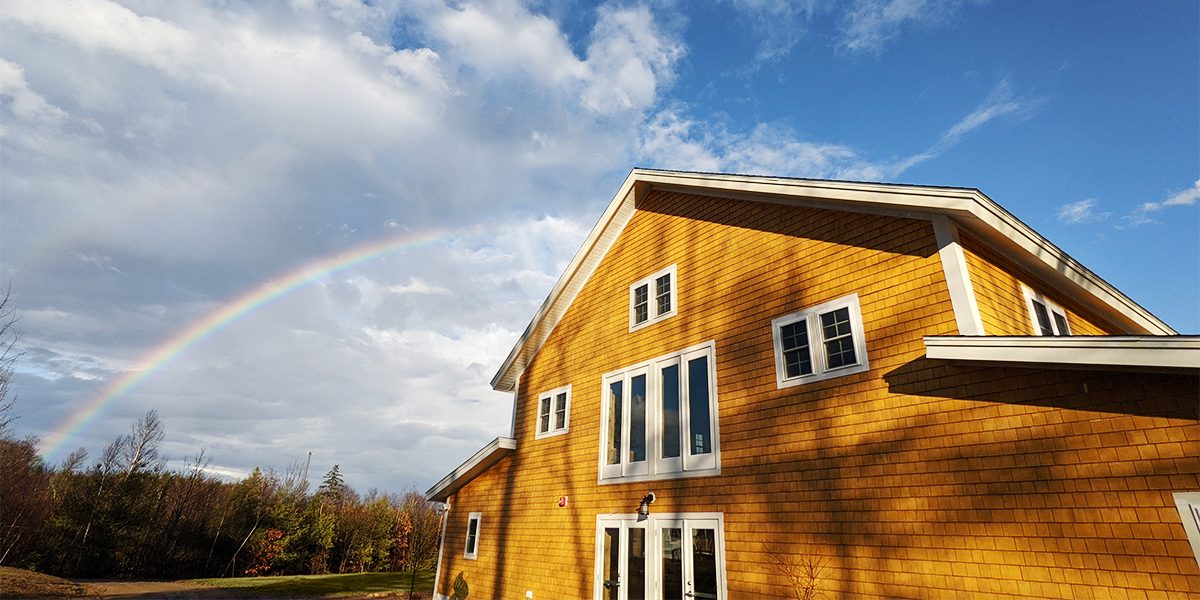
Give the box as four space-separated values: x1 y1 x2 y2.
924 336 1200 371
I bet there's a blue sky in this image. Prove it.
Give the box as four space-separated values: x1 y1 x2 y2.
1 0 1196 493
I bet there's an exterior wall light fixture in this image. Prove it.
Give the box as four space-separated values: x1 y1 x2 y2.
637 492 656 520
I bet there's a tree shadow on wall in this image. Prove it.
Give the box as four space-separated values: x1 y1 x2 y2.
451 571 468 600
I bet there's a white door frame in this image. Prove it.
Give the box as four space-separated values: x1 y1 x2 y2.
593 513 726 600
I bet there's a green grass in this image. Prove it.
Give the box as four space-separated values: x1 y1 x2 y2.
191 570 433 597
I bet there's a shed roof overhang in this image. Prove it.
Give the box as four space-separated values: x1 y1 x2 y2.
490 169 1176 393
924 335 1200 373
425 437 516 503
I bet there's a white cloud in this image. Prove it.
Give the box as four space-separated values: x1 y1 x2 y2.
582 4 684 114
1124 180 1200 226
729 0 818 66
386 278 452 296
638 78 1033 182
841 0 973 54
0 0 195 74
1056 199 1110 224
0 58 68 126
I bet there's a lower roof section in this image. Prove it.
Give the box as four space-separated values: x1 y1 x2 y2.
425 436 516 503
925 335 1200 372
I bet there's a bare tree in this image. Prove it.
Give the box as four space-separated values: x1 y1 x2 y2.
120 410 166 478
0 287 22 437
763 541 827 600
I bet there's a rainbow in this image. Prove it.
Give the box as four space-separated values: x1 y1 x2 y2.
41 226 474 458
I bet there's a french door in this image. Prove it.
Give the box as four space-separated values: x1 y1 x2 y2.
594 514 725 600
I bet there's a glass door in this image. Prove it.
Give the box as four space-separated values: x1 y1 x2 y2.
599 515 724 600
596 519 649 600
656 518 723 600
684 520 720 600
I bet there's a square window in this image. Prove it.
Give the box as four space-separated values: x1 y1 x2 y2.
535 385 571 439
772 294 869 388
630 265 677 331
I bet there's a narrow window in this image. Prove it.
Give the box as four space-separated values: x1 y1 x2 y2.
538 397 551 434
629 265 677 331
607 380 622 467
778 320 812 378
656 273 672 315
554 392 568 430
535 385 571 439
687 355 711 456
821 307 857 368
464 513 481 559
772 294 869 388
632 284 649 325
660 363 681 460
1023 287 1071 336
629 374 647 464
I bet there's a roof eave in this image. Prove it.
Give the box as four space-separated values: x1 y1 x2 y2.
424 436 517 502
924 335 1200 372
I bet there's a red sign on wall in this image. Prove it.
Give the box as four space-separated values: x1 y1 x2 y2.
558 496 568 507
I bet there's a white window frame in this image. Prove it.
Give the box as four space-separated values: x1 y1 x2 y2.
534 384 572 439
629 264 678 332
592 512 727 600
771 293 870 389
598 341 720 484
1023 286 1071 336
463 512 481 560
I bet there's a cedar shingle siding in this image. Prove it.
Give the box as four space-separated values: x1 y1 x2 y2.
434 187 1199 599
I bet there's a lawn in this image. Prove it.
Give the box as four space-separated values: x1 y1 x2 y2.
192 570 434 597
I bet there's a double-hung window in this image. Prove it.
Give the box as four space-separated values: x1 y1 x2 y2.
464 512 481 559
600 342 719 482
1023 287 1070 336
630 265 677 331
535 385 571 439
771 294 869 388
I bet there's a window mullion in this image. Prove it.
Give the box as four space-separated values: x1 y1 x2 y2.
810 314 827 374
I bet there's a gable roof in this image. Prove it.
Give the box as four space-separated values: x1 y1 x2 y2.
490 169 1176 392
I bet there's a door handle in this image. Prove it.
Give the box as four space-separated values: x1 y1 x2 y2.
685 582 694 598
604 578 620 590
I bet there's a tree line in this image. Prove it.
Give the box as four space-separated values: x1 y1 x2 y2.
0 291 443 580
0 408 443 580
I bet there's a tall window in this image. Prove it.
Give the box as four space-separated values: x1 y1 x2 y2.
1023 287 1070 336
771 294 869 388
630 265 677 331
600 342 719 482
535 385 571 439
464 512 481 559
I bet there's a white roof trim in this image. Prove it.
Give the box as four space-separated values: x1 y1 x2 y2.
925 336 1200 371
425 437 516 502
491 169 1176 392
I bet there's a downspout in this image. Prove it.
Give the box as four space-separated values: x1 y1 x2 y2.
432 498 450 600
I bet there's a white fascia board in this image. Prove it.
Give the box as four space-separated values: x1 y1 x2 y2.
490 172 642 392
425 437 517 502
924 336 1200 370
